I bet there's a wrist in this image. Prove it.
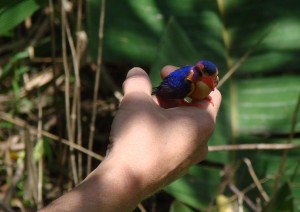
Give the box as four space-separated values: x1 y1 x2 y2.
103 147 189 201
88 156 146 211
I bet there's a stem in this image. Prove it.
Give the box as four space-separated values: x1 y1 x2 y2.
87 0 106 174
0 111 104 160
61 0 78 184
75 0 83 181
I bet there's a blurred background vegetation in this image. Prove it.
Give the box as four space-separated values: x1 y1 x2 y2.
0 0 299 211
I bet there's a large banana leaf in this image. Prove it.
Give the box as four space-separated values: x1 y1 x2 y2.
149 2 300 210
87 0 164 64
87 0 300 210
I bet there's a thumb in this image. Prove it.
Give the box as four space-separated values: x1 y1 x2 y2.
123 67 152 96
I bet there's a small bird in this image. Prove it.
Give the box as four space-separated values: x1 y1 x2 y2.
152 60 219 101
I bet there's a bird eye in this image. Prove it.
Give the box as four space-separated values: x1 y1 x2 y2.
195 60 218 77
191 67 199 76
194 64 204 76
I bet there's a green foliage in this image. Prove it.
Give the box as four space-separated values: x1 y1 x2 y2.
170 200 194 212
87 0 163 64
150 18 199 86
1 0 300 210
0 0 47 35
263 182 294 212
236 77 300 134
1 50 29 79
143 0 300 210
165 165 221 209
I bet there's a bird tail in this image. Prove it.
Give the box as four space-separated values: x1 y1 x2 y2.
152 87 158 95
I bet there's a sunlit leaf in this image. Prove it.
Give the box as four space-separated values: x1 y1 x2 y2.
87 0 163 64
0 0 46 35
236 76 300 134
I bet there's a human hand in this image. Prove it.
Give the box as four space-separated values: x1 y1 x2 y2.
107 66 222 197
41 66 221 212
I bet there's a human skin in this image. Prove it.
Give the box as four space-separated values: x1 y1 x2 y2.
41 66 222 212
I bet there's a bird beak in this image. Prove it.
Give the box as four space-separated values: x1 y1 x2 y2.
201 76 216 91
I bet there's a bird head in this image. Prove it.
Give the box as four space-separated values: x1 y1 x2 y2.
194 60 219 91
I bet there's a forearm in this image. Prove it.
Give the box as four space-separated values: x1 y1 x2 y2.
41 157 147 212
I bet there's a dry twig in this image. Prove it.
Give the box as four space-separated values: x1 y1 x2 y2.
61 0 78 184
208 143 300 152
243 158 269 202
87 0 106 174
0 112 104 161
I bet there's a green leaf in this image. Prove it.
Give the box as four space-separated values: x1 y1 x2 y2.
164 165 221 209
147 1 300 208
263 181 294 212
33 137 53 164
0 121 13 129
1 50 29 80
34 139 44 161
86 0 300 208
236 76 300 134
0 0 46 35
87 0 163 64
170 201 194 212
149 18 199 86
224 0 300 74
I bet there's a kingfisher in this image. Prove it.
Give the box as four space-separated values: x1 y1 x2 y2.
152 60 219 101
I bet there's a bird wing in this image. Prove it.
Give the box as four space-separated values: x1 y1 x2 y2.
152 66 193 99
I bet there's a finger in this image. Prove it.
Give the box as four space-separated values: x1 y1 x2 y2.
177 89 221 117
161 65 178 79
208 89 222 117
193 89 222 119
123 67 152 96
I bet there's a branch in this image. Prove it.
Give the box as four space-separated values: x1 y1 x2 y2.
243 158 269 202
0 112 104 161
208 143 300 152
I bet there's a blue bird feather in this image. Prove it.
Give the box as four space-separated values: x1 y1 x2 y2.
152 66 194 99
152 60 219 100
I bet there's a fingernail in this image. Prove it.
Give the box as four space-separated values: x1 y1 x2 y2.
127 67 146 78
